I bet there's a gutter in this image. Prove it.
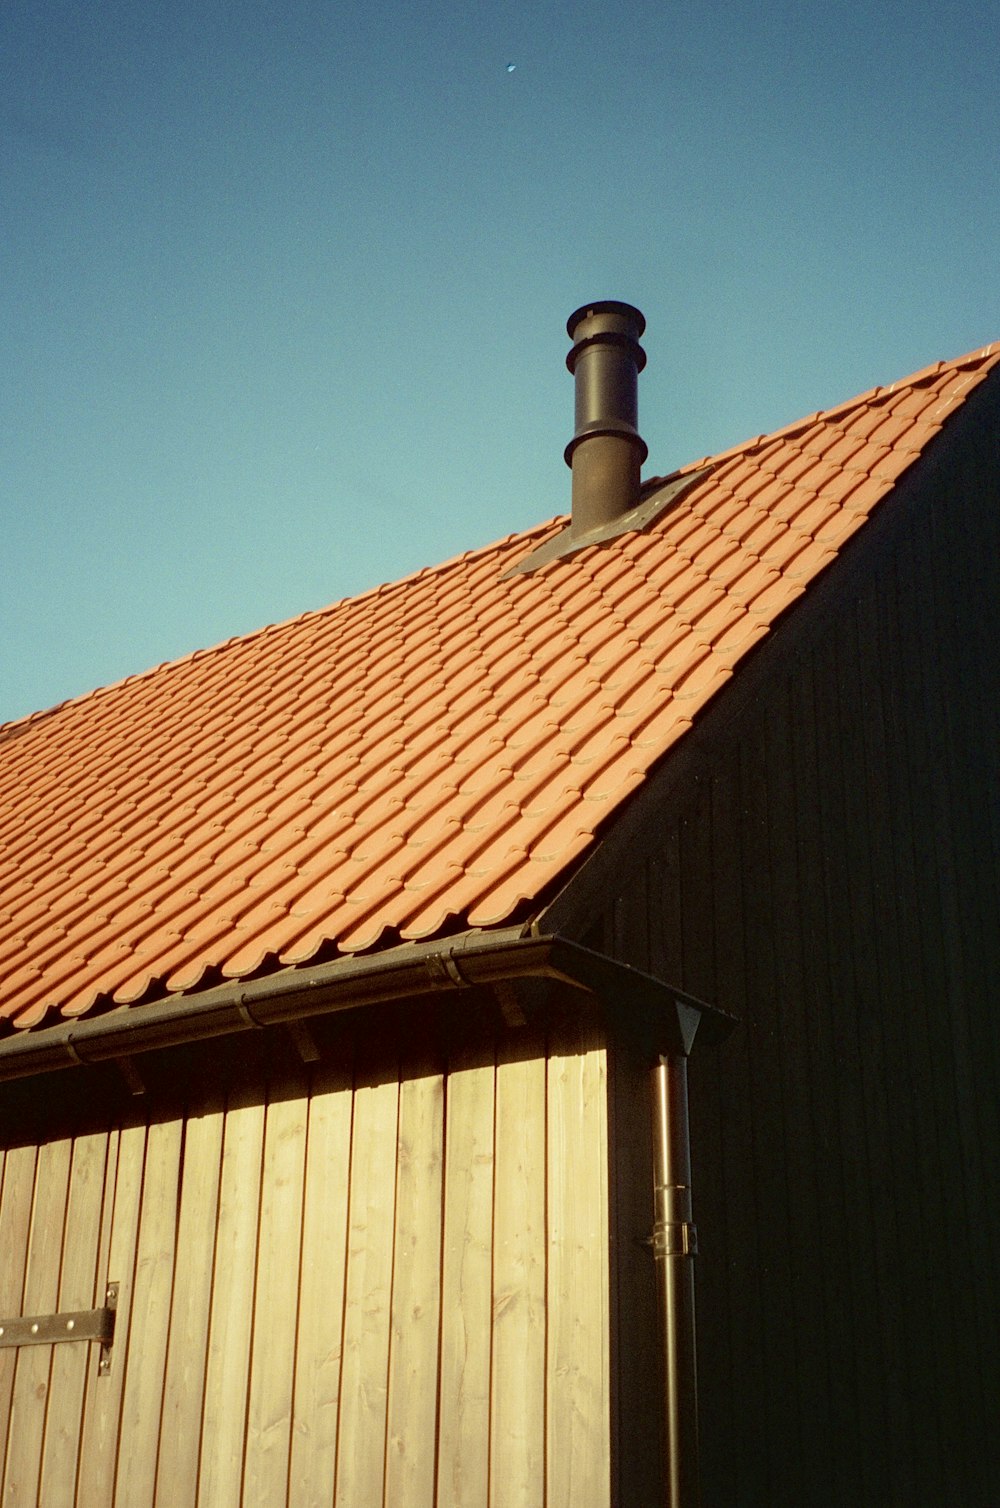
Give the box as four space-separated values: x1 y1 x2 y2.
0 926 730 1084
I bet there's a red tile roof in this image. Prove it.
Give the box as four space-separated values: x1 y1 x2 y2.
2 344 997 1031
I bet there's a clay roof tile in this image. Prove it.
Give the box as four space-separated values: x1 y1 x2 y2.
2 342 998 1030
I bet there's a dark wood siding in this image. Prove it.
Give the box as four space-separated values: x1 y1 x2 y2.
589 394 1000 1505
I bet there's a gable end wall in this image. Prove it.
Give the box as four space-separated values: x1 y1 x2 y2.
588 378 1000 1506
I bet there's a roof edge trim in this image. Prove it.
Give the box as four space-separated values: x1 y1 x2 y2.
0 929 734 1084
675 341 1000 476
538 351 1000 942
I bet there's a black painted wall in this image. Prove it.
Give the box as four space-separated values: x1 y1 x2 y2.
590 375 1000 1506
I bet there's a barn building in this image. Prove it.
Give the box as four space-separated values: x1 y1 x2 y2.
2 305 999 1506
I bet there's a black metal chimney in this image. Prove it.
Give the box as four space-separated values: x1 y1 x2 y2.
565 301 648 537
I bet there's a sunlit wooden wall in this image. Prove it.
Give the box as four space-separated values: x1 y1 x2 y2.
0 1018 610 1507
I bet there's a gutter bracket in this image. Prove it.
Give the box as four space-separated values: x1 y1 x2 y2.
286 1018 322 1063
494 979 528 1027
236 997 265 1029
424 952 471 989
114 1056 146 1096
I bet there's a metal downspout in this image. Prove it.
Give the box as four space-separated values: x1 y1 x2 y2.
651 1040 701 1507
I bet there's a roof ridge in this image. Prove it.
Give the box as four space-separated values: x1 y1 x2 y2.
5 341 996 738
672 341 1000 479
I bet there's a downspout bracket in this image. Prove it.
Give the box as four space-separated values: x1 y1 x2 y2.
649 1219 699 1259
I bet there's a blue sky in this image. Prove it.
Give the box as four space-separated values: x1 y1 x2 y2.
3 0 997 724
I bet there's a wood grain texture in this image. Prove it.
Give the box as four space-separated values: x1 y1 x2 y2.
76 1123 146 1507
288 1065 353 1508
114 1117 183 1508
437 1048 496 1508
333 1071 399 1507
0 1033 620 1507
155 1100 225 1508
2 1136 71 1507
244 1088 308 1506
0 1143 37 1483
37 1132 109 1508
546 1027 610 1508
197 1093 266 1508
490 1035 546 1508
384 1065 444 1508
74 1127 120 1507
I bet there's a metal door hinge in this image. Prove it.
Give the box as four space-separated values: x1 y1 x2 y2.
0 1281 118 1376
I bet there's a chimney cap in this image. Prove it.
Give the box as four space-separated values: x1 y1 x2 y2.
566 300 646 340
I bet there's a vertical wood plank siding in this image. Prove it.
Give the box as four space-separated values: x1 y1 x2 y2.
595 419 1000 1505
39 1132 108 1508
3 1137 72 1505
0 1023 611 1506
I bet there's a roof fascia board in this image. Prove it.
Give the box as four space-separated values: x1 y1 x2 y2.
0 928 732 1085
540 366 1000 942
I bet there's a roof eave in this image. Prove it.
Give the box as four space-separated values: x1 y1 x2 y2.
0 926 734 1085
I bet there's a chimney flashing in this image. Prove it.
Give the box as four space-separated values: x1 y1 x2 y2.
504 468 711 579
